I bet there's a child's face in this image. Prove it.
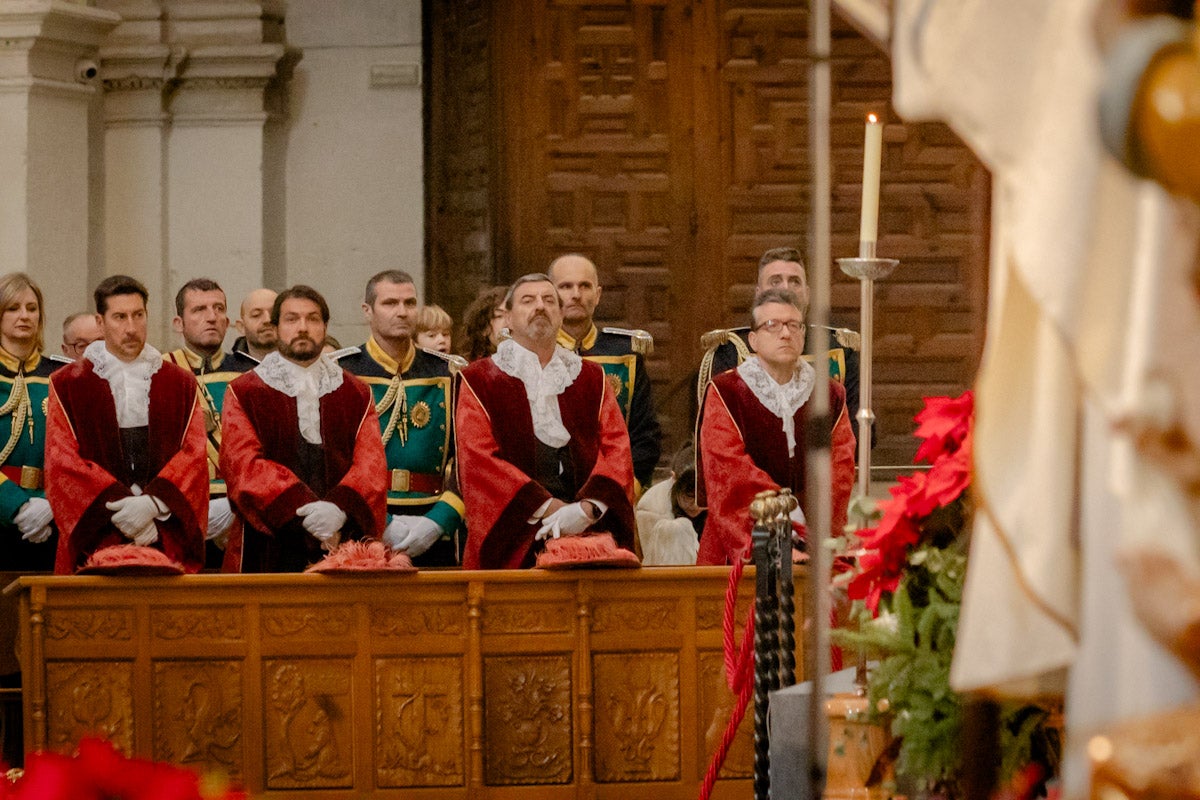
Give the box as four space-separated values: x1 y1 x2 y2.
417 328 451 353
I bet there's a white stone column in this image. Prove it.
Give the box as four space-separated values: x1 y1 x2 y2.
100 41 180 331
0 1 119 329
164 44 284 340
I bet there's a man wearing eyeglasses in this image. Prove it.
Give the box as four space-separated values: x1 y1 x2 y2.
699 246 864 445
60 313 102 359
696 288 856 566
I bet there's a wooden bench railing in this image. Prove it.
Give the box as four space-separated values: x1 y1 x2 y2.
7 567 806 798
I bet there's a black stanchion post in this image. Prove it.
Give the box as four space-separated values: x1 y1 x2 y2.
751 493 779 800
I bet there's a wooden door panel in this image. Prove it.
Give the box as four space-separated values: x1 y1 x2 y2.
429 0 990 471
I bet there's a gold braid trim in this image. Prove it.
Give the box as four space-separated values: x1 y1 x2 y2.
0 371 30 466
377 374 408 447
696 329 751 409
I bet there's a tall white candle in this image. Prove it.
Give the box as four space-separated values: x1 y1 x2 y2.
860 113 883 244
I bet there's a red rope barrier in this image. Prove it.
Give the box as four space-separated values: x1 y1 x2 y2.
699 561 757 800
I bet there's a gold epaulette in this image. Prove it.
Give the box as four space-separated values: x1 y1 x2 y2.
418 346 469 376
809 324 861 351
600 326 654 356
697 329 751 409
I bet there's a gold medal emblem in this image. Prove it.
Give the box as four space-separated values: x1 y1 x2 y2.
42 397 48 415
410 401 431 428
606 373 623 398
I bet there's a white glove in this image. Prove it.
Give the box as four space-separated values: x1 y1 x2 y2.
535 502 594 541
15 497 54 543
789 505 806 526
296 501 346 550
382 515 444 556
106 495 166 540
207 498 235 543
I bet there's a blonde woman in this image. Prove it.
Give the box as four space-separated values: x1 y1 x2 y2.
0 272 67 571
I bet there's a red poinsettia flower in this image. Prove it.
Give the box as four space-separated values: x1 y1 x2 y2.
4 739 246 800
923 428 972 509
847 392 975 614
913 391 974 464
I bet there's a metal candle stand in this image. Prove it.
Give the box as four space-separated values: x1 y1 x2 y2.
750 489 801 800
837 244 899 691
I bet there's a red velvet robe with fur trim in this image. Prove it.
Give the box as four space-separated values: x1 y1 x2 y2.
697 369 857 566
46 358 208 574
456 357 636 569
218 369 387 572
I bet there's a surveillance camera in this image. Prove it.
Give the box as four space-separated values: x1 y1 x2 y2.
75 59 99 83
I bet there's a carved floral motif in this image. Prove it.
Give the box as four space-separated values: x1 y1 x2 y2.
261 607 351 639
593 652 680 781
45 609 132 641
264 660 352 789
370 605 463 637
484 604 571 634
46 662 132 754
592 601 677 633
375 657 464 787
151 608 243 640
484 656 572 785
152 662 242 777
696 598 724 631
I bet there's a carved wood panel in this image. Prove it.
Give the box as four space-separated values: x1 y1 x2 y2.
698 651 754 778
593 651 680 782
262 659 354 789
483 654 573 785
152 661 242 778
375 656 465 787
425 0 496 312
46 661 133 754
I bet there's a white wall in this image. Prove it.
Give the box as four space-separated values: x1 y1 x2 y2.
281 0 425 349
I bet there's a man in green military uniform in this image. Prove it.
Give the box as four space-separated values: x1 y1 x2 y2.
548 254 662 492
165 278 258 569
337 270 464 567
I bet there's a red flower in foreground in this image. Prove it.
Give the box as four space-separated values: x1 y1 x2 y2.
1 739 245 800
913 391 974 464
848 392 974 613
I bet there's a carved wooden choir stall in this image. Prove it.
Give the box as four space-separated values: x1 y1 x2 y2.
6 567 791 798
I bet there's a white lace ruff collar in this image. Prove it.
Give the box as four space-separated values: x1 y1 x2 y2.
85 340 163 429
254 351 344 444
492 339 582 447
736 356 816 457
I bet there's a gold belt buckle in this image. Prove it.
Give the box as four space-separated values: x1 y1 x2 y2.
20 466 43 490
390 469 411 493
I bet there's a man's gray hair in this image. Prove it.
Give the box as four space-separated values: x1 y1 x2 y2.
503 273 560 310
751 288 804 325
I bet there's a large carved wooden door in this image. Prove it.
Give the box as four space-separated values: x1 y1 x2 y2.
427 1 991 469
492 0 700 448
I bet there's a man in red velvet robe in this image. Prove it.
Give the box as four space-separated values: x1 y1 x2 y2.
698 288 857 566
46 275 208 574
456 274 637 569
219 285 387 572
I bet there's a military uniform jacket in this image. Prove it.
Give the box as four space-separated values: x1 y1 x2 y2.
337 337 464 537
557 324 662 489
164 347 258 499
0 349 66 571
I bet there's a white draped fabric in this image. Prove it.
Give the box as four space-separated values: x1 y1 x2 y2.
892 0 1200 791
